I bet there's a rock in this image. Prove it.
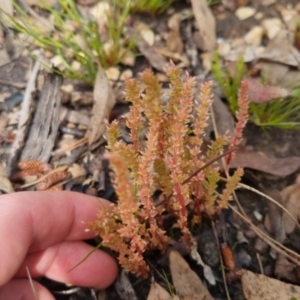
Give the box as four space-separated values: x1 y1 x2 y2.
218 40 231 57
226 45 257 62
105 67 120 81
60 84 74 103
201 52 214 71
51 55 65 69
231 37 245 48
235 7 256 20
254 12 264 20
121 50 135 66
140 29 155 46
70 60 81 71
244 26 264 46
156 73 169 82
261 18 283 39
120 69 133 81
261 0 276 6
261 0 276 5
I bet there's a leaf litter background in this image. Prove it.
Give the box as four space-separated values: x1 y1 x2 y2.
2 0 300 299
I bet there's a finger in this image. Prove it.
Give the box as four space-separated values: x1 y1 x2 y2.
0 191 113 285
0 279 55 300
16 241 118 289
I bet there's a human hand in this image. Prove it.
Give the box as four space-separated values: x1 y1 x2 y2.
0 191 118 300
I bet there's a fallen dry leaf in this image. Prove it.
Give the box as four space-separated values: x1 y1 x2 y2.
0 164 14 193
169 251 214 300
274 253 297 282
147 282 173 300
263 188 286 259
260 61 289 86
190 0 216 52
114 269 138 300
126 27 170 72
259 29 300 67
281 175 300 234
241 269 300 299
230 149 300 177
87 65 116 147
244 78 293 103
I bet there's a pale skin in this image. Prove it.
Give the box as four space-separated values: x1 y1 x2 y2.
0 191 118 300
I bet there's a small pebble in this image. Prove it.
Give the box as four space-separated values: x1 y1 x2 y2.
5 93 23 110
121 51 135 66
51 55 65 69
253 210 263 221
244 26 264 46
261 0 276 5
120 69 133 81
235 6 256 20
261 18 282 39
254 12 264 20
140 29 155 46
70 60 81 71
60 84 74 103
105 67 120 81
218 41 231 57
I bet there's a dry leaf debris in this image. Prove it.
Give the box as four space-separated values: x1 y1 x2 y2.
147 281 174 300
281 174 300 234
230 149 300 177
87 65 116 147
244 78 293 104
241 269 300 300
169 251 214 300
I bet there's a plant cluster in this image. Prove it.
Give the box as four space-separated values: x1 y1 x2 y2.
212 53 300 129
88 64 249 277
5 0 134 85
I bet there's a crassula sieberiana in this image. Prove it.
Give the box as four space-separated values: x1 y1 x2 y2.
88 63 249 277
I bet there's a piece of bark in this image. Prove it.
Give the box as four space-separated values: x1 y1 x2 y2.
7 57 41 175
21 72 63 162
230 149 300 177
